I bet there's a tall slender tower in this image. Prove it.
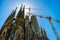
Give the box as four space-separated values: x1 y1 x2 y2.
15 5 25 40
31 15 48 40
0 9 16 40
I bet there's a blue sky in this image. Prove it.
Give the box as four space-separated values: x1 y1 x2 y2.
0 0 60 40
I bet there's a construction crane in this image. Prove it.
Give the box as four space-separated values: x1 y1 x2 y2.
24 7 60 40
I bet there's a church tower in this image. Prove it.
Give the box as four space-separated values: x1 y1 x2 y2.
0 8 16 40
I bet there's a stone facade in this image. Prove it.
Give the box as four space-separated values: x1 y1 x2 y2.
0 5 48 40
